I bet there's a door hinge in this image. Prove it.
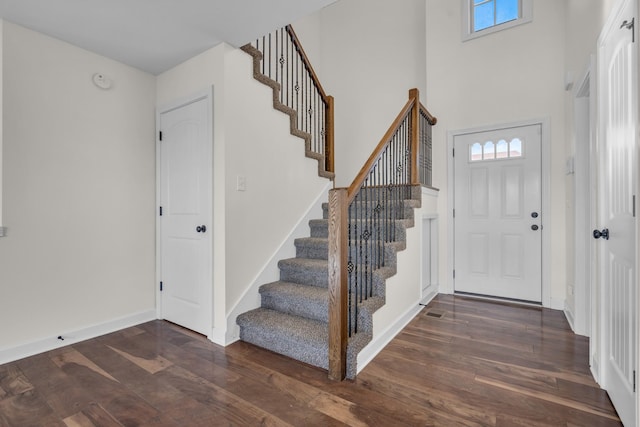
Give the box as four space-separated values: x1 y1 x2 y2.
452 148 455 157
634 370 636 392
453 209 455 218
160 281 163 292
633 195 636 217
159 206 163 216
453 270 456 279
159 131 163 141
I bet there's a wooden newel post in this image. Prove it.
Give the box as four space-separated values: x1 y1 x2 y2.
328 188 348 380
326 96 335 174
409 88 420 186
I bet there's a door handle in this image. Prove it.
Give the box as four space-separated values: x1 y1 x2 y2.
531 225 539 231
593 228 609 240
196 225 207 233
531 212 539 218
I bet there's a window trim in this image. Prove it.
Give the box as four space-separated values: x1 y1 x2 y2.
461 0 533 42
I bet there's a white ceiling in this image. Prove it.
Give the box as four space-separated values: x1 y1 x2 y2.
0 0 336 75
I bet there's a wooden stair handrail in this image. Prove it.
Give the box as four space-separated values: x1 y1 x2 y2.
420 102 438 126
346 90 417 203
285 26 329 101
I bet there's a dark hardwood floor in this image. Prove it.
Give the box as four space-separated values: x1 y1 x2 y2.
0 294 621 426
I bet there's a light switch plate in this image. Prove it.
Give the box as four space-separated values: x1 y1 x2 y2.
237 175 247 192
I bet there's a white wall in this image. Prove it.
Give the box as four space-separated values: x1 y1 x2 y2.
0 22 157 351
295 0 428 187
426 0 567 307
157 44 331 343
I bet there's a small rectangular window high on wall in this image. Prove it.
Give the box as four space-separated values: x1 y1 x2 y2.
462 0 532 41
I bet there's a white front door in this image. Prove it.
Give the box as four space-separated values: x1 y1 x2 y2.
159 94 212 336
454 124 542 302
597 0 637 424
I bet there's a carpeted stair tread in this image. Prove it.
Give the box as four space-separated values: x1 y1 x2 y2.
294 237 329 260
260 281 328 322
237 308 329 370
278 257 328 287
309 219 328 238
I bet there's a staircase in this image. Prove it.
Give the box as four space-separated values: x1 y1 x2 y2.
236 186 421 378
235 25 436 380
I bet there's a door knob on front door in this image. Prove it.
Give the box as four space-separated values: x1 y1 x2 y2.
592 228 609 240
196 225 207 233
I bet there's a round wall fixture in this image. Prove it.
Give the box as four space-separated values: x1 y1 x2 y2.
92 73 112 90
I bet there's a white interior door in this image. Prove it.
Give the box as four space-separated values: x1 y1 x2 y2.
159 94 212 336
597 0 637 424
454 124 542 302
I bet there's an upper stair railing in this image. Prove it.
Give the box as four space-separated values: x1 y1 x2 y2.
242 26 334 178
327 89 437 380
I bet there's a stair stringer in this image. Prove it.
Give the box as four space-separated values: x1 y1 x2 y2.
240 44 334 180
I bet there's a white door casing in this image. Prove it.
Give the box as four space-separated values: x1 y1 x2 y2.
158 92 213 337
597 0 638 424
453 124 542 302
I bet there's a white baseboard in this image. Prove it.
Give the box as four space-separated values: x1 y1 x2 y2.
564 307 576 332
590 355 601 386
208 327 228 346
420 287 438 305
0 310 156 365
356 303 423 374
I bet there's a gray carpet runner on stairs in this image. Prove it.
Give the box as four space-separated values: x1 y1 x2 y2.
236 186 421 378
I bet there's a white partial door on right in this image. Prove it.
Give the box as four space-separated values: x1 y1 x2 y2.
597 0 637 424
454 124 542 302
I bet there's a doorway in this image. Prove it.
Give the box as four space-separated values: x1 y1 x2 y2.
452 123 543 303
157 91 213 337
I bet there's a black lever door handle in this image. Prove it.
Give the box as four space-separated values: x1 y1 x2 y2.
593 228 609 240
196 225 207 233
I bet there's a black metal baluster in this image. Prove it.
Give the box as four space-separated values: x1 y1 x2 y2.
275 30 279 89
364 175 369 301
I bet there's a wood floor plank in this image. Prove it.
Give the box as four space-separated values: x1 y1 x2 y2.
155 364 294 426
0 363 34 396
475 375 619 421
17 353 95 420
106 345 173 375
0 390 63 427
0 294 623 426
155 336 350 426
63 403 123 427
50 349 118 382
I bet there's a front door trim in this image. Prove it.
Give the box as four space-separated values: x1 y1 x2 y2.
447 118 553 308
